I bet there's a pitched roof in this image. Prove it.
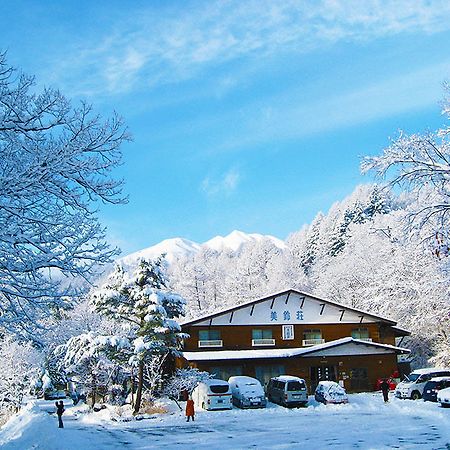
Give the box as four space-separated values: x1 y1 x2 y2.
182 337 410 361
181 288 398 327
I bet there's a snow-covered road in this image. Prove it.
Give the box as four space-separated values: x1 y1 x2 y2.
1 394 450 449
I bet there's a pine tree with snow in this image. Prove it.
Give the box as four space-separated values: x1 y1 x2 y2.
91 258 186 414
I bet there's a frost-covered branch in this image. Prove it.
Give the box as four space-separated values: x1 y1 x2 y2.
0 52 130 338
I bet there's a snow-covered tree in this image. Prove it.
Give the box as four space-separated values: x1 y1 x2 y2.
0 336 42 423
58 333 127 405
0 52 130 340
164 367 212 408
92 258 186 414
362 85 450 243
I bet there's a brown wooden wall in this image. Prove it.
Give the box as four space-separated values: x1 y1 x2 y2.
181 353 399 394
182 322 396 351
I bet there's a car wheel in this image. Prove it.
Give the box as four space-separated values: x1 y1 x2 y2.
411 391 421 400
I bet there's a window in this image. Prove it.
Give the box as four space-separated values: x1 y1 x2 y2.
199 329 221 340
252 329 273 340
198 329 222 348
252 329 275 346
209 384 230 394
287 380 305 391
302 329 324 346
303 329 322 340
352 328 370 340
282 324 294 340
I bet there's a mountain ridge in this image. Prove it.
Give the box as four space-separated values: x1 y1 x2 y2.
118 230 286 267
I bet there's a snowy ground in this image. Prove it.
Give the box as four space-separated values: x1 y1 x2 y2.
1 393 450 450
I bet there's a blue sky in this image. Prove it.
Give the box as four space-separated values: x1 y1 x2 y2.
2 0 450 254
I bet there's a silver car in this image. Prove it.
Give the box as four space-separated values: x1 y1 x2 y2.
266 375 308 407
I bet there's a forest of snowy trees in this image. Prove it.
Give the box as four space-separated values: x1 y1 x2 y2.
167 183 449 369
0 51 449 424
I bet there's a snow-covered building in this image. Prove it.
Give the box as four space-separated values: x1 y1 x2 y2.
180 289 410 392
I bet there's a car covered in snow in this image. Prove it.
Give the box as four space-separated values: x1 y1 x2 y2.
228 376 266 409
314 381 348 405
395 368 450 400
192 379 232 411
422 377 450 402
437 386 450 407
266 375 308 407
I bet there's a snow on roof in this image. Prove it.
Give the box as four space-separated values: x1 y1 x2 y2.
228 376 260 383
202 378 229 386
182 337 410 361
429 376 450 382
410 367 450 375
273 375 304 382
317 380 340 387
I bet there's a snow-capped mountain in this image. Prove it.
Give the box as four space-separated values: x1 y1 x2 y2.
119 237 201 267
204 230 286 253
118 230 286 267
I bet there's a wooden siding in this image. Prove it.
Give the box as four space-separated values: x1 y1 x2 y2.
182 353 399 394
182 322 394 352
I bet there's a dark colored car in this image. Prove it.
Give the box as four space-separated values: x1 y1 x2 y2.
422 377 450 402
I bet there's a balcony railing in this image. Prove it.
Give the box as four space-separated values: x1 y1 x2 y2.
252 338 276 346
198 340 223 348
302 338 325 347
355 337 372 342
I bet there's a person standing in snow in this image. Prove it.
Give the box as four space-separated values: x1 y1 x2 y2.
56 400 65 428
380 379 390 402
186 395 195 422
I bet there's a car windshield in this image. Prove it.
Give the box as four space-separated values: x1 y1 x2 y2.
326 384 346 395
209 385 229 394
287 381 305 391
406 373 420 382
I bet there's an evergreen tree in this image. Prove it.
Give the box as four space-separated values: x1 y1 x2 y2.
92 258 186 414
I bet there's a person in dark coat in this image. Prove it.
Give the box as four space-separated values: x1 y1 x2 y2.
185 396 195 422
380 379 390 402
56 400 65 428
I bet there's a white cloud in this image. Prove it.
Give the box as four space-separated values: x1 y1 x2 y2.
46 0 450 96
201 168 241 197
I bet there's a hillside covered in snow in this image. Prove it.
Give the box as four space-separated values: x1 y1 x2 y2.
119 230 286 267
114 184 449 369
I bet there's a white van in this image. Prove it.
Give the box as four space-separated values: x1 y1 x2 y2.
192 379 232 410
395 367 450 400
228 376 267 409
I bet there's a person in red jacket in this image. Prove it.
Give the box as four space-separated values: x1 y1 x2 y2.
186 395 195 422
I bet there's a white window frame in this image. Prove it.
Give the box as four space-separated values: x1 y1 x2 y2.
282 324 294 340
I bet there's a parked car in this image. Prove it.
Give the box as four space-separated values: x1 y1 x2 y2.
423 377 450 402
314 381 348 405
266 375 308 408
228 376 266 409
437 386 450 408
395 368 450 400
192 379 232 411
44 389 67 400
